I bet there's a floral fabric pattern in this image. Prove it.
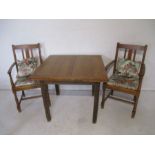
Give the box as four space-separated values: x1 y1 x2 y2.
17 57 38 80
108 74 139 90
15 78 39 87
116 58 141 78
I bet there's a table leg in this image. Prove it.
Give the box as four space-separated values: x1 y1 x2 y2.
45 84 51 107
92 84 95 96
92 83 100 123
40 81 51 122
55 84 60 95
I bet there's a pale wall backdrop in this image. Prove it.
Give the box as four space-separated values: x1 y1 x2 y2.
0 19 155 90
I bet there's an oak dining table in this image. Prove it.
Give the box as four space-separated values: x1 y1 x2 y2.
30 55 108 123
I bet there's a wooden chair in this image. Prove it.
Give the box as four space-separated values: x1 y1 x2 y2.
101 42 147 118
8 43 60 112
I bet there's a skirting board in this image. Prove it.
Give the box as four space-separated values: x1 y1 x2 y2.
0 85 155 91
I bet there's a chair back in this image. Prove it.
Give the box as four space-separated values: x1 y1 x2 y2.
12 43 43 71
113 42 148 74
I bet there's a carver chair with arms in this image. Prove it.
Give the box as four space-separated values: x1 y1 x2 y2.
101 42 147 118
8 43 60 112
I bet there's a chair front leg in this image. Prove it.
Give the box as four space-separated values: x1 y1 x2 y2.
13 91 21 112
131 95 139 118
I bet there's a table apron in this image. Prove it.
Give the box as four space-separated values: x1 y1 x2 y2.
39 81 103 85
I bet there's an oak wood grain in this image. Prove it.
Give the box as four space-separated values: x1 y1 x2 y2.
30 55 108 83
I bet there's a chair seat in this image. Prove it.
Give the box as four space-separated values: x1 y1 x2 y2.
107 74 139 90
15 78 40 89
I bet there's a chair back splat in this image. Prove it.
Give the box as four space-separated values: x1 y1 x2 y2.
12 43 43 72
113 42 147 75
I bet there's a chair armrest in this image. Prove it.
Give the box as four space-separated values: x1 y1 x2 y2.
105 60 115 72
7 62 16 75
139 64 145 78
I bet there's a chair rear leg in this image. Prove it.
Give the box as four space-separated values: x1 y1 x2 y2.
13 91 21 112
131 95 139 118
101 84 106 109
111 90 114 95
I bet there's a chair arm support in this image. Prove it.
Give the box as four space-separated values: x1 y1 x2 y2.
137 64 145 91
7 62 16 87
105 60 115 72
8 62 16 75
139 64 145 78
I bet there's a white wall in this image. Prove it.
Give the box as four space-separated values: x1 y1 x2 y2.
0 19 155 90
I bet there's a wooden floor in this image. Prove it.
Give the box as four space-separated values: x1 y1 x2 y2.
0 89 155 135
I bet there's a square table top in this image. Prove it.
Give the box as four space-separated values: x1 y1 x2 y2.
30 55 108 83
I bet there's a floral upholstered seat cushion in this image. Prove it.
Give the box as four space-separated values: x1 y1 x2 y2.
116 58 141 78
17 57 38 78
15 77 39 87
108 74 139 90
15 79 35 87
